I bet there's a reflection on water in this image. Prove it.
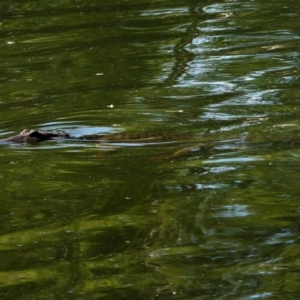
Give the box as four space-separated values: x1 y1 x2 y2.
1 0 300 298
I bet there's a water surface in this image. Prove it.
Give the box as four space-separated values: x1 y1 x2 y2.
1 0 300 298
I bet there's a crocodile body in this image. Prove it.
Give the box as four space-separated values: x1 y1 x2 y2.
4 129 294 158
0 129 192 144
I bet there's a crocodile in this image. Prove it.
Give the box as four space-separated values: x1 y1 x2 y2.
3 128 299 159
0 129 193 144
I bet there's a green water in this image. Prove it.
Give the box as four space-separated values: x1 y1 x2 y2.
1 0 300 299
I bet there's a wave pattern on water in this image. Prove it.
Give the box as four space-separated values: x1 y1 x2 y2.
1 0 300 299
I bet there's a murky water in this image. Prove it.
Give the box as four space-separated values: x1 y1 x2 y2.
1 0 300 298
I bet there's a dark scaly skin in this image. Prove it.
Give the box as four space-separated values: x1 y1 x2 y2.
0 129 192 143
78 132 192 142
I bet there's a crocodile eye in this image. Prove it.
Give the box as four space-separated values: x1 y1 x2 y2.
20 129 32 135
28 131 42 138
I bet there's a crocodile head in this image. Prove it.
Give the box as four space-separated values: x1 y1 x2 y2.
0 129 72 143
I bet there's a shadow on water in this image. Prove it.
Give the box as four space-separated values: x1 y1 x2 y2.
1 0 300 299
